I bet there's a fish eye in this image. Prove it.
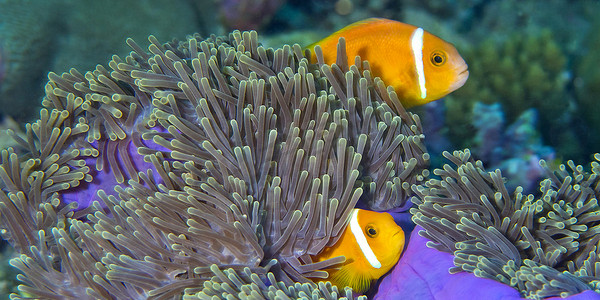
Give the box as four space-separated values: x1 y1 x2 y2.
430 51 446 66
365 225 378 238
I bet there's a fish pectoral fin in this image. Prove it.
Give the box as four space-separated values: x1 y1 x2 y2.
328 266 373 294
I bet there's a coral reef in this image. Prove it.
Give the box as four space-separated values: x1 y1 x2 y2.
0 30 428 298
444 31 572 158
422 100 555 194
412 149 600 298
573 19 600 164
471 102 555 193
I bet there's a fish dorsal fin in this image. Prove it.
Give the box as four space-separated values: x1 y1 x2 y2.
334 17 390 32
305 18 391 50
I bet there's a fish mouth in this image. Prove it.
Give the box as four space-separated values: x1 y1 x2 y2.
450 68 469 92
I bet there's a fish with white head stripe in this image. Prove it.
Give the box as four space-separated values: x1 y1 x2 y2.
310 209 405 293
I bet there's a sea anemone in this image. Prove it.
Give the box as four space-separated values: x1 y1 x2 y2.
411 149 600 298
0 30 428 298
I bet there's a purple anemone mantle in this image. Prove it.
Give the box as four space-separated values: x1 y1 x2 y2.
376 226 600 300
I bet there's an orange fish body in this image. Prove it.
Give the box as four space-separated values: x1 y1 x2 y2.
310 209 405 293
307 18 469 108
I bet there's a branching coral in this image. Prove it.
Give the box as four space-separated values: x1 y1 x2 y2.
0 30 428 298
412 149 600 298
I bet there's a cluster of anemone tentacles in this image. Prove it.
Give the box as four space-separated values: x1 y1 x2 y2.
412 149 600 299
0 30 428 298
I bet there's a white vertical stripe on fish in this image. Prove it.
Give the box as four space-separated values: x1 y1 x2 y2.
410 27 427 99
350 209 382 269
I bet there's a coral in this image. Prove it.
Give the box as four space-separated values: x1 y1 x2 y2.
50 0 204 74
423 100 555 194
412 149 600 298
471 102 555 193
574 20 600 163
0 0 60 121
471 102 504 166
420 100 452 170
444 31 573 159
0 30 428 298
0 0 209 122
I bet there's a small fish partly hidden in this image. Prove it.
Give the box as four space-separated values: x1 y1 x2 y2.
310 208 405 293
307 18 469 108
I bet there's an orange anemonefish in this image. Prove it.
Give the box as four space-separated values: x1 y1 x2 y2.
310 208 405 293
307 18 469 108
